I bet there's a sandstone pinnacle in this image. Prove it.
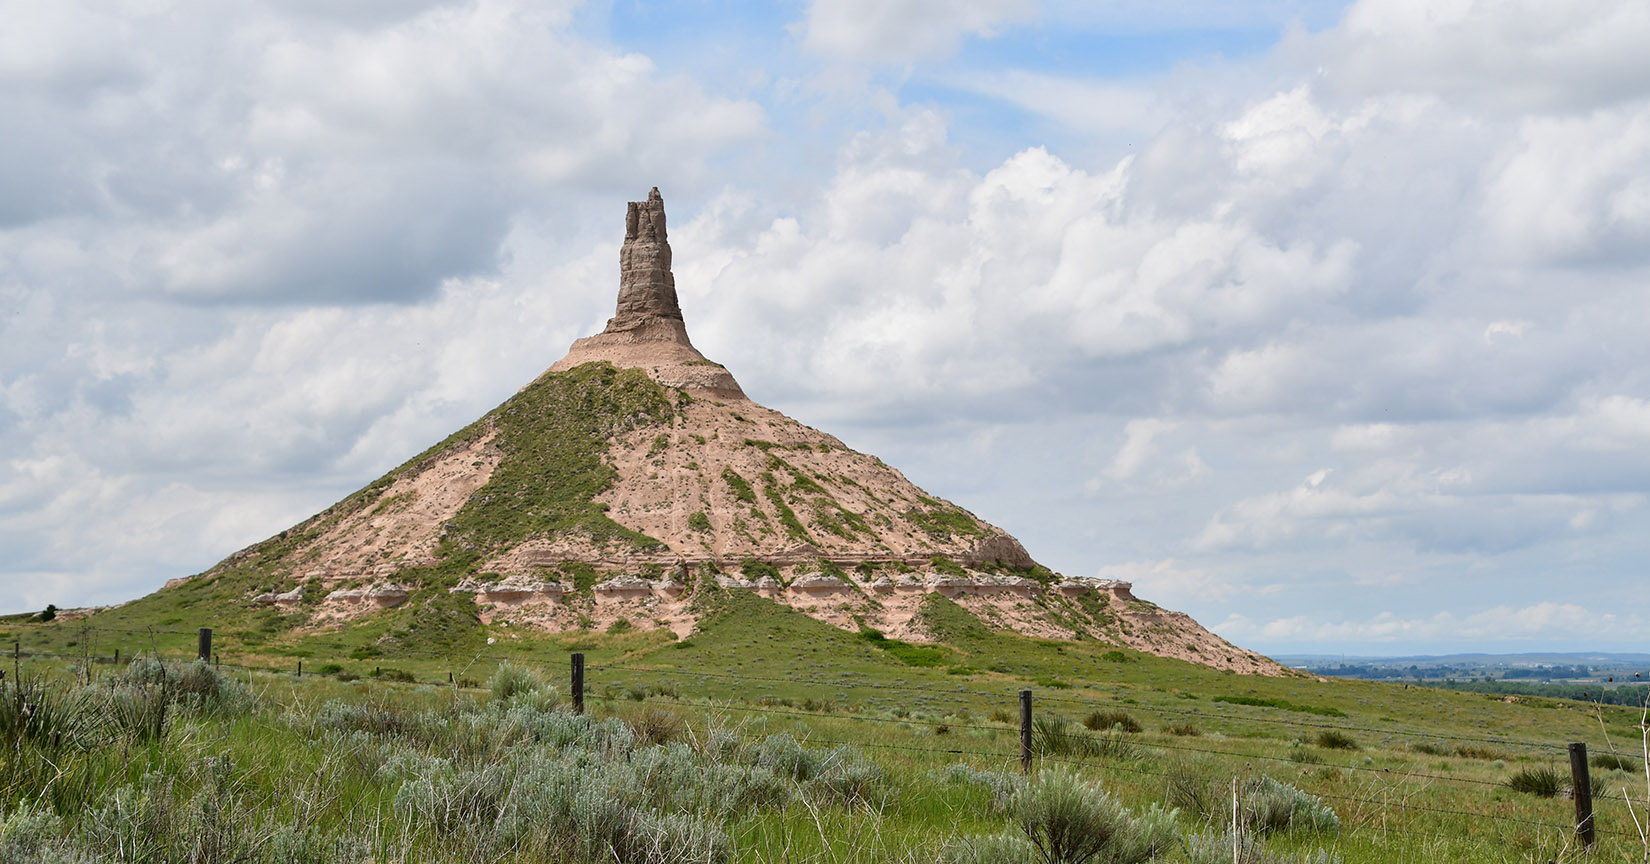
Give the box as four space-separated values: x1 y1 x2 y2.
610 187 682 331
549 188 745 397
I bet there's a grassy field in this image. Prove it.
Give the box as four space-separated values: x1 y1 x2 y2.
4 588 1648 863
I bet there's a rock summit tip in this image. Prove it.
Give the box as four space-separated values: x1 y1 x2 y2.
548 188 745 398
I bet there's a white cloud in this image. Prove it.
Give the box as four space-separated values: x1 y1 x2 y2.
1218 601 1637 649
1097 558 1244 606
1312 0 1650 111
1107 419 1177 480
950 71 1168 140
799 0 1035 63
0 0 764 304
1483 320 1530 343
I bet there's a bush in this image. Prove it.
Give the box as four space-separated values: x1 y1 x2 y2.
1082 710 1140 734
1593 752 1641 772
942 764 1023 809
1008 766 1176 864
109 682 169 743
0 798 67 860
1239 776 1340 835
1313 730 1357 750
1287 745 1324 765
627 707 683 746
1164 722 1200 737
488 662 545 703
318 699 419 738
1033 717 1133 761
1169 770 1338 836
808 747 884 806
939 832 1036 864
750 733 819 781
0 678 100 752
1506 766 1565 798
1164 760 1215 817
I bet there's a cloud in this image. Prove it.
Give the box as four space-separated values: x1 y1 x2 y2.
1482 320 1530 343
799 0 1036 63
1218 601 1640 649
1306 0 1650 112
0 0 764 304
1107 419 1177 481
1097 558 1251 606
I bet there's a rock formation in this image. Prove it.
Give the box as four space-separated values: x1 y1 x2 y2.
611 188 682 331
161 187 1283 676
550 188 744 398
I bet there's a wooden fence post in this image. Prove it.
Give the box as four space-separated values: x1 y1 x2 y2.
1569 742 1595 849
1019 688 1033 774
113 648 120 666
297 660 302 678
572 653 586 715
197 627 212 662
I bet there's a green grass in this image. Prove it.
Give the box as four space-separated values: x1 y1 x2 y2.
857 628 948 668
441 362 672 554
1212 694 1347 717
722 469 757 504
8 590 1650 863
906 505 988 538
758 474 811 544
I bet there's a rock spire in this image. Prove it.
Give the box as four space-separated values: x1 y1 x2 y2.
609 187 682 332
548 188 745 398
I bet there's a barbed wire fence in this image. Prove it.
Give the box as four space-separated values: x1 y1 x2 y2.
6 624 1649 857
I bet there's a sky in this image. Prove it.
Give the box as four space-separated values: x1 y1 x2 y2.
3 0 1648 656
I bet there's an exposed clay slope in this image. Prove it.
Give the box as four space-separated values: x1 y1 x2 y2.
485 394 1028 571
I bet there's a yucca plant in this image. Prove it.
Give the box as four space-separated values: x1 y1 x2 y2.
1505 766 1565 798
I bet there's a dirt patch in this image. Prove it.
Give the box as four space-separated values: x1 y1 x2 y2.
291 433 501 580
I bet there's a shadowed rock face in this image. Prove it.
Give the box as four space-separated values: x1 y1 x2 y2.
610 187 682 331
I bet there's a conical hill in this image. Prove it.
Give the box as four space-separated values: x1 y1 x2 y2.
147 188 1282 675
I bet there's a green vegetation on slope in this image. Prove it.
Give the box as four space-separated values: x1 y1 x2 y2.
907 505 988 538
1212 694 1347 717
442 362 672 554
